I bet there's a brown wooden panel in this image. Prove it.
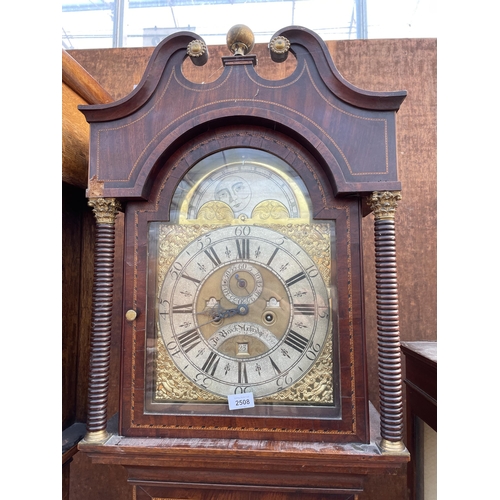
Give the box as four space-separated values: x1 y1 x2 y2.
77 403 408 497
69 451 133 500
68 47 155 101
62 48 113 105
60 189 96 425
110 212 125 418
358 468 407 500
74 204 94 422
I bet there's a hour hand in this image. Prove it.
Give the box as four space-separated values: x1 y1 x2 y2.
218 303 249 318
197 300 248 321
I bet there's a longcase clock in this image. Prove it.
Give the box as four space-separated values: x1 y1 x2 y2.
78 25 409 499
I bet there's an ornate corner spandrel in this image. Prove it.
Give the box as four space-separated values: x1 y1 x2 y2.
196 201 235 224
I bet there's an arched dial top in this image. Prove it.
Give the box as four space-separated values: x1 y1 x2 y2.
172 148 312 224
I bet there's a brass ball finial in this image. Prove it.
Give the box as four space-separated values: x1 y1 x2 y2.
226 24 255 56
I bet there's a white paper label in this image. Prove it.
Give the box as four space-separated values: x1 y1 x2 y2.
227 392 255 410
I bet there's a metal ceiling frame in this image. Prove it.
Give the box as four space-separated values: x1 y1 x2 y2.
62 0 368 49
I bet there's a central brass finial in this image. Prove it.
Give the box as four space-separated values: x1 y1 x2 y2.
226 24 255 56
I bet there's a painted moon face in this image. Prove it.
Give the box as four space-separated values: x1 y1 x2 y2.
214 176 252 213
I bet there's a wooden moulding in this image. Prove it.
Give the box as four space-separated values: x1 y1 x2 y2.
79 403 408 494
62 49 113 189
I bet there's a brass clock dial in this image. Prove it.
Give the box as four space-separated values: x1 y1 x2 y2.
158 224 330 398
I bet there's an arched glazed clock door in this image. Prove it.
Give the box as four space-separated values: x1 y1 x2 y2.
120 127 365 442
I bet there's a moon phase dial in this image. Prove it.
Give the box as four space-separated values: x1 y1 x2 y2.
158 225 330 399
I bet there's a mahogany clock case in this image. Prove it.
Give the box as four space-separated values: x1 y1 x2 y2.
119 125 370 443
77 26 408 447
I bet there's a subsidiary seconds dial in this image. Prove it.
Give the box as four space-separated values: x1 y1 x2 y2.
158 225 330 398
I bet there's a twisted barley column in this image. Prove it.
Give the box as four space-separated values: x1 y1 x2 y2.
83 197 121 443
367 191 405 453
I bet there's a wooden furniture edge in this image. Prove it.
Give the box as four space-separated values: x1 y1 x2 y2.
62 49 114 105
401 341 437 367
62 422 87 464
78 404 409 472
